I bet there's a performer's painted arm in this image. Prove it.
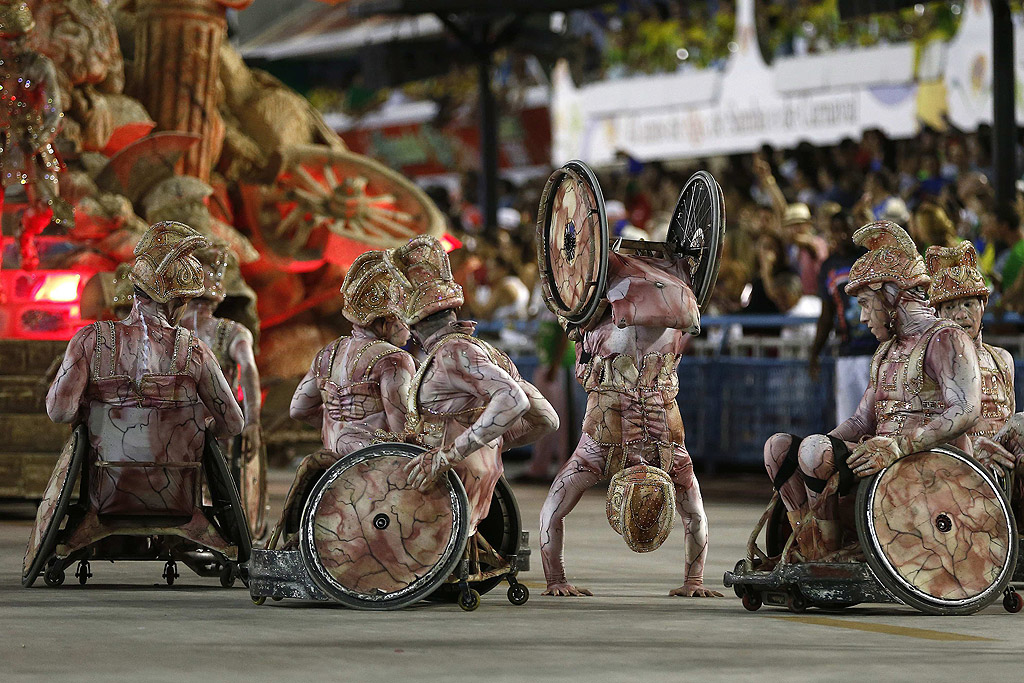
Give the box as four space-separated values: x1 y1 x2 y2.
829 379 876 443
229 326 262 458
289 363 323 428
38 57 63 143
407 343 529 488
198 346 244 438
501 380 559 449
979 348 1023 471
849 328 981 476
377 351 416 435
45 326 94 424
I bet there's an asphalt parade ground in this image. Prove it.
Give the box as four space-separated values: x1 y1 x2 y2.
0 472 1021 683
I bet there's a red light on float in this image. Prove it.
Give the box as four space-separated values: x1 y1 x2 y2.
439 233 462 252
33 273 82 303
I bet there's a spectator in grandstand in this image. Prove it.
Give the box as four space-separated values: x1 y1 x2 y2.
809 210 878 423
748 229 802 314
782 202 829 296
981 205 1024 300
909 202 960 254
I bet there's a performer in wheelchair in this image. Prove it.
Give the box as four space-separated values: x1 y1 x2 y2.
926 241 1024 523
763 221 982 561
272 250 416 547
180 239 266 538
26 221 247 586
383 235 558 536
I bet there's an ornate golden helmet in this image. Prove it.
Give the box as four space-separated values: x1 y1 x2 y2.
341 250 400 325
195 239 231 304
606 464 676 553
845 221 930 295
129 221 208 304
0 2 34 37
925 241 988 306
383 236 464 325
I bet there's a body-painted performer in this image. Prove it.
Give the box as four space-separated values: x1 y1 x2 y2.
764 221 982 560
539 250 722 598
926 241 1024 521
43 221 243 551
0 1 73 272
384 236 558 535
180 240 265 535
273 251 416 545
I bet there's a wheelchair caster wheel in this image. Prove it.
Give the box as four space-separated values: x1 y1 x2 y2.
507 583 529 606
272 596 283 602
458 589 481 612
786 591 808 613
1003 589 1023 613
741 592 761 612
44 565 66 587
76 561 92 586
252 596 266 606
163 561 179 586
219 564 236 588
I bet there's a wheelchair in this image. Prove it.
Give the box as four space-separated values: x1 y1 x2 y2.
247 442 530 611
23 424 252 588
724 445 1021 616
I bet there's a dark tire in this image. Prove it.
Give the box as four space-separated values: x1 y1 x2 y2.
219 563 236 588
787 591 808 613
44 565 65 588
252 596 267 606
163 561 177 586
76 561 91 586
459 589 481 612
1004 590 1023 613
741 592 761 611
507 583 529 606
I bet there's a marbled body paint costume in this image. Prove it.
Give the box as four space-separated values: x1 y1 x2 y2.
927 242 1024 524
539 251 721 597
181 240 265 535
274 251 416 544
43 221 244 557
764 222 982 560
385 236 557 535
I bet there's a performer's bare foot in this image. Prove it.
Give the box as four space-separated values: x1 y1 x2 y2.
669 583 723 597
543 582 593 596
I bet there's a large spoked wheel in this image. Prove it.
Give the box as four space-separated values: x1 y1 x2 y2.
299 443 470 611
666 170 726 313
536 160 609 330
856 445 1018 615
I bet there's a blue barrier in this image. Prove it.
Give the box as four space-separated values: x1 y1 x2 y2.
509 353 1024 470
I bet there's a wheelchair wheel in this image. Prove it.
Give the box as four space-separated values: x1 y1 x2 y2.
299 442 470 611
856 445 1018 615
23 426 88 587
431 476 523 601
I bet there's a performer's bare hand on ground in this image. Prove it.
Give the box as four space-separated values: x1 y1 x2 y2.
669 583 723 597
543 582 593 596
404 447 456 490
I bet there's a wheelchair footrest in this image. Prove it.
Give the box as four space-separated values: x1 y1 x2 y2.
725 561 896 607
247 549 331 602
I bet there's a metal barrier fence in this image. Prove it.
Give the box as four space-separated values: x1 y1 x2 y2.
500 312 1024 470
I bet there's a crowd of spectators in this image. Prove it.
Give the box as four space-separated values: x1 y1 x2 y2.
429 126 1024 332
565 0 965 84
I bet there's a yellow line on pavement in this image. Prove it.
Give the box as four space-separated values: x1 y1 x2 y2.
771 615 995 642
